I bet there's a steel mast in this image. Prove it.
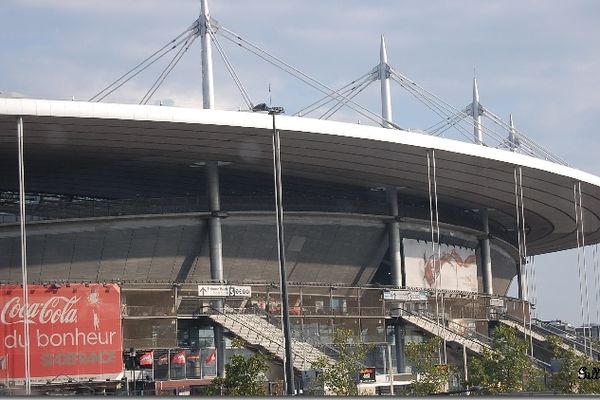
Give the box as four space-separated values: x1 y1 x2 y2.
379 35 393 128
200 0 214 109
472 78 483 144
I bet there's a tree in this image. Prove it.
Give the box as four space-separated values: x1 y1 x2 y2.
312 327 373 396
206 338 270 396
547 335 600 394
405 336 451 395
468 324 541 394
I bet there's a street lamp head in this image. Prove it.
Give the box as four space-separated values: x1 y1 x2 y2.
251 102 285 115
268 106 285 115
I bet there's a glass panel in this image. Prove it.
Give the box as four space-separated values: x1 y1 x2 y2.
333 318 360 343
123 318 176 348
123 290 175 316
360 318 386 343
301 286 331 315
360 288 383 316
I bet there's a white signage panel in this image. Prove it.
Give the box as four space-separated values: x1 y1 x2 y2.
383 290 428 301
489 298 505 307
198 285 252 298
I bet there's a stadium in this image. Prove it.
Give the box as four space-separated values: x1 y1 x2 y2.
2 1 600 396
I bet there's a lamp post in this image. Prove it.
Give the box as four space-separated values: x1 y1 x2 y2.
254 103 295 394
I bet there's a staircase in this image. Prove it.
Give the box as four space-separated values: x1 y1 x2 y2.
499 317 590 359
399 311 488 354
209 307 335 372
400 309 552 370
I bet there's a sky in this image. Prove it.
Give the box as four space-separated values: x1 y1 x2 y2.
2 0 600 326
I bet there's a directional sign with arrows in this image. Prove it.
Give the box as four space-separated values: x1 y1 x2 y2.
197 285 251 298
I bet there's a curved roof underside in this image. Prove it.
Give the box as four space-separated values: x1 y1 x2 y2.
1 98 600 256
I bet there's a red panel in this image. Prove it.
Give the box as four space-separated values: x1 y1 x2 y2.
0 284 123 383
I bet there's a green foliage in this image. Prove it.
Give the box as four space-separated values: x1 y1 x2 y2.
548 335 600 394
312 327 374 396
468 324 541 394
206 340 270 396
405 336 451 395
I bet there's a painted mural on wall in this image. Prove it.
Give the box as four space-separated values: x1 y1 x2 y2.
404 239 478 292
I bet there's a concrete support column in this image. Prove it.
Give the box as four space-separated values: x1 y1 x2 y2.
206 160 225 377
394 321 405 373
207 160 223 282
387 187 403 288
479 208 493 295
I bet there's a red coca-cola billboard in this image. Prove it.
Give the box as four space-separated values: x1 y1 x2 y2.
0 284 123 383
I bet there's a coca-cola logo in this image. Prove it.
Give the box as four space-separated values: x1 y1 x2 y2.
1 296 80 325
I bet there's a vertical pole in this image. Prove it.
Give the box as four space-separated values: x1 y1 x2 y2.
472 78 483 144
516 263 523 300
479 208 493 295
271 112 295 395
379 35 393 128
387 188 402 287
167 350 171 381
17 116 31 396
462 345 468 390
387 344 394 395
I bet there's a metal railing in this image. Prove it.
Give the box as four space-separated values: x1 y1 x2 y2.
501 313 599 359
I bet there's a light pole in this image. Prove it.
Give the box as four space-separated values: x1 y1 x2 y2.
254 103 295 394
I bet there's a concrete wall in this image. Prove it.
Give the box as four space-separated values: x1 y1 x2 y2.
0 213 387 285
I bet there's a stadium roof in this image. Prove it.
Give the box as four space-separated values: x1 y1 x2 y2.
1 97 599 255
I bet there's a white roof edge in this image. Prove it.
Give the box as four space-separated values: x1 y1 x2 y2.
2 97 600 188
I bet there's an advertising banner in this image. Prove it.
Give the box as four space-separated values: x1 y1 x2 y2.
404 239 478 292
0 284 123 383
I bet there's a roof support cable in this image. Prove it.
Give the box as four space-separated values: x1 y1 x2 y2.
431 149 447 365
315 82 368 119
529 255 537 333
320 77 375 120
140 33 198 105
389 73 477 142
295 84 356 117
574 182 588 356
294 70 377 117
513 167 527 346
483 109 567 165
389 67 566 165
593 243 600 342
216 26 388 127
517 167 534 357
389 69 481 139
485 108 567 165
426 113 467 137
313 73 376 119
297 73 374 118
90 26 196 102
577 182 593 358
208 28 254 110
427 150 443 365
